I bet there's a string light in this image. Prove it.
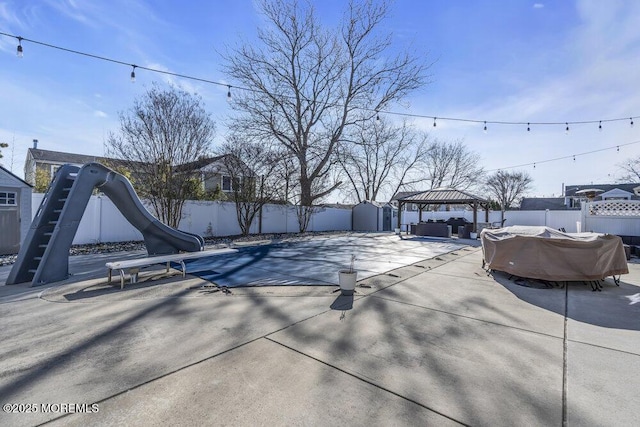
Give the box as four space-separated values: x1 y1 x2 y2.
376 111 380 121
573 155 576 161
483 121 487 133
598 121 602 132
130 65 136 83
565 123 570 134
1 31 639 135
485 140 640 173
16 36 23 58
617 146 620 152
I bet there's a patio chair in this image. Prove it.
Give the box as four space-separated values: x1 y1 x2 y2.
490 219 507 228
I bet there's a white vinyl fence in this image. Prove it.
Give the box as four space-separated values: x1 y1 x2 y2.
582 200 640 236
32 194 353 245
30 194 638 245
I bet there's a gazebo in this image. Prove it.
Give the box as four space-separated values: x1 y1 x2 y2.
396 188 490 233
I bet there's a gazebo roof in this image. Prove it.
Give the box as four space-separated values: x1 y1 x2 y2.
397 187 489 205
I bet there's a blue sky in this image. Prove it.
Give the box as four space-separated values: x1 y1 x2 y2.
1 0 639 200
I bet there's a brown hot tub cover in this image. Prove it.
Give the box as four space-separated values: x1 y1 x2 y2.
481 226 628 281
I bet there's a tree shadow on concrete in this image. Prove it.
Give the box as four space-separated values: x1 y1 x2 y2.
491 270 640 331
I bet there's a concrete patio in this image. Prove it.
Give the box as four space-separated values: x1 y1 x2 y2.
0 233 638 426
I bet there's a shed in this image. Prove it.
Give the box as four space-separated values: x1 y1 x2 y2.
396 188 490 233
0 165 33 255
352 200 397 232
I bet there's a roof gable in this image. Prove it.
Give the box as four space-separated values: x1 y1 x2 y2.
27 148 113 165
0 165 32 187
520 197 568 210
600 188 633 198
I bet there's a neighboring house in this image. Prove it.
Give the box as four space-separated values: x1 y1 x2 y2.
520 183 640 210
564 183 640 208
520 197 571 210
0 165 32 254
177 154 255 195
24 145 254 197
24 146 115 188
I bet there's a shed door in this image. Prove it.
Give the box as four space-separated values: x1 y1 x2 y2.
0 208 20 255
382 207 392 231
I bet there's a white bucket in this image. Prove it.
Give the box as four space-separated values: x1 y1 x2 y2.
338 270 357 295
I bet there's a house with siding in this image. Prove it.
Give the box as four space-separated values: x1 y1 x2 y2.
520 183 640 211
24 144 251 197
24 146 114 189
176 154 253 195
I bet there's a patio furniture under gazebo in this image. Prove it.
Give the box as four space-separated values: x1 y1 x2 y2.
396 188 490 235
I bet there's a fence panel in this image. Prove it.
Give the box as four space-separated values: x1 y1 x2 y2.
97 196 143 243
504 211 546 226
310 207 352 231
584 200 640 235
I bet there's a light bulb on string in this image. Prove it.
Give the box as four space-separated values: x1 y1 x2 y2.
573 155 576 162
227 85 232 100
483 121 487 133
617 146 620 152
6 30 640 132
598 121 602 132
533 163 536 169
565 123 570 134
130 65 136 83
376 111 380 121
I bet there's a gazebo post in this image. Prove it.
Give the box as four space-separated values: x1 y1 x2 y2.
485 204 489 222
418 204 423 223
397 201 403 231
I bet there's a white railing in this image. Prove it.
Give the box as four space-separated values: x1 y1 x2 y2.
583 200 640 236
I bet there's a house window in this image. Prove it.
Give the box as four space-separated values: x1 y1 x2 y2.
50 165 61 180
0 191 17 206
222 175 232 192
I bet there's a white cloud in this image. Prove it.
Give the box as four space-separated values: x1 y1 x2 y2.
533 3 544 9
93 110 108 118
145 62 201 94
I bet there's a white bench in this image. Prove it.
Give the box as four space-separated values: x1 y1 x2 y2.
106 248 238 289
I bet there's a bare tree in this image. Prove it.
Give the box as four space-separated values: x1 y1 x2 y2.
617 155 640 182
337 117 431 202
216 137 286 236
425 139 484 191
106 84 216 228
223 0 428 230
485 170 533 223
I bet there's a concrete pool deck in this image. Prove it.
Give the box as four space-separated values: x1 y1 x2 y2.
0 232 638 426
